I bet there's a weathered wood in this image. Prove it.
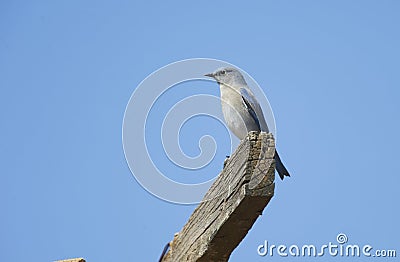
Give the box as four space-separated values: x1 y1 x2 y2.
55 258 85 262
161 131 276 262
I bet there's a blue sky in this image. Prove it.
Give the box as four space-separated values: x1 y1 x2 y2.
1 1 399 261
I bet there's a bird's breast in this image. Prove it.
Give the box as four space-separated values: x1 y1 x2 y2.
219 85 261 140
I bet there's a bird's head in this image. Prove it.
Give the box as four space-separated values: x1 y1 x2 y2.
204 67 247 88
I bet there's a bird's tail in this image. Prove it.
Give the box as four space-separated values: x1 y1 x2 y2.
274 150 290 180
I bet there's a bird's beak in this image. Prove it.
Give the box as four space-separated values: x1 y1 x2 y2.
204 73 215 78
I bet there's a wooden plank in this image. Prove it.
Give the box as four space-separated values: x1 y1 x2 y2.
161 131 276 262
55 258 86 262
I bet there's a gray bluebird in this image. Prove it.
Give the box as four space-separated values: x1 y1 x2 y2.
205 67 290 180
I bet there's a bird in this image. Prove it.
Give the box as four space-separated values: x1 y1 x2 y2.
205 67 290 180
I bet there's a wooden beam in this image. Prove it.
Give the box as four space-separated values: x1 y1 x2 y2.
161 131 276 262
55 258 85 262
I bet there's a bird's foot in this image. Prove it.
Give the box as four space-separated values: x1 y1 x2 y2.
223 155 230 168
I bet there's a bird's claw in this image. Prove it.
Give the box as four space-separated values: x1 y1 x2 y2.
223 155 230 168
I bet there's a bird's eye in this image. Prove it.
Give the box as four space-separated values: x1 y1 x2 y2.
220 70 226 75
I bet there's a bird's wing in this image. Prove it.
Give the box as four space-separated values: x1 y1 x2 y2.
240 88 261 130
